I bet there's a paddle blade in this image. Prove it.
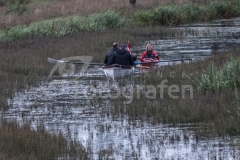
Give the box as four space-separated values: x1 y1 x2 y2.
127 39 131 53
48 58 66 64
134 66 150 69
127 40 130 50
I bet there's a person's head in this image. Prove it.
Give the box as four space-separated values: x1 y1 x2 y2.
146 44 152 51
120 44 126 50
113 42 119 48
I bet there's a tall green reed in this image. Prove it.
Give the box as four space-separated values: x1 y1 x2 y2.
198 59 240 92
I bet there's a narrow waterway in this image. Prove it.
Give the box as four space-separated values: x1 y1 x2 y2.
3 18 240 159
133 17 240 61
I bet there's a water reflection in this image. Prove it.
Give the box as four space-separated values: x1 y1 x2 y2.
132 17 240 62
4 77 240 159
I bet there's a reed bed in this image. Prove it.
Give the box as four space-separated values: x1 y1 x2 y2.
0 119 88 159
198 59 240 92
109 51 240 135
1 0 240 42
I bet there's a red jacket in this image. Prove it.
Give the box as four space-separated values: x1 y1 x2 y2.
140 50 160 62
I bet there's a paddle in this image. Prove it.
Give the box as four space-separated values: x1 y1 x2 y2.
48 57 191 68
102 64 132 69
48 58 104 65
134 58 192 64
102 65 150 69
48 58 150 69
127 39 131 54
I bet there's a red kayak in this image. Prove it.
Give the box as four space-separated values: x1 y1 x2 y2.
140 58 159 67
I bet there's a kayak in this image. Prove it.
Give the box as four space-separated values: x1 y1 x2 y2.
139 58 159 67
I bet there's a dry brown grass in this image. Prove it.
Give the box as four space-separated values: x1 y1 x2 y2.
0 120 88 159
0 0 212 30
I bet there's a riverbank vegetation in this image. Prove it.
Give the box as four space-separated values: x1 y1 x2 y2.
0 120 88 159
1 0 240 42
111 50 240 136
0 0 240 159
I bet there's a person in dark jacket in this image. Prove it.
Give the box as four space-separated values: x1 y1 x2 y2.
131 52 137 62
130 0 136 6
104 42 119 65
105 44 134 66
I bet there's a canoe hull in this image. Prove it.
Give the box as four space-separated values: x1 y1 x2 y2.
102 66 134 79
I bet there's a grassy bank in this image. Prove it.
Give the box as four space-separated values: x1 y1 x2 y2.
0 120 88 159
0 0 212 29
1 0 240 42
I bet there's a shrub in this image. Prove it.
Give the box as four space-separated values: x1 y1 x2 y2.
5 1 27 15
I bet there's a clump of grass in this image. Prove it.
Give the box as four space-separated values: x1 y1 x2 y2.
133 0 239 26
0 120 88 159
0 11 124 42
198 59 240 92
5 1 28 15
0 0 29 6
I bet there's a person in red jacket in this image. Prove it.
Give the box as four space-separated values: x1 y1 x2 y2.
140 44 160 62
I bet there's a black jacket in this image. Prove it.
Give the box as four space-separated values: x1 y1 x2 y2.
131 55 137 62
104 47 119 64
106 49 134 66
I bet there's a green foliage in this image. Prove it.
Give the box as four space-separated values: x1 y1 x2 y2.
198 60 240 92
154 6 180 26
0 0 29 6
87 11 122 31
2 0 240 42
180 4 207 23
207 1 232 19
133 0 240 26
0 11 125 42
5 1 27 15
132 10 156 26
133 6 182 26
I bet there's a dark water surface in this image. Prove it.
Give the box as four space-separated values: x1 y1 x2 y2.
133 17 240 62
3 18 240 159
